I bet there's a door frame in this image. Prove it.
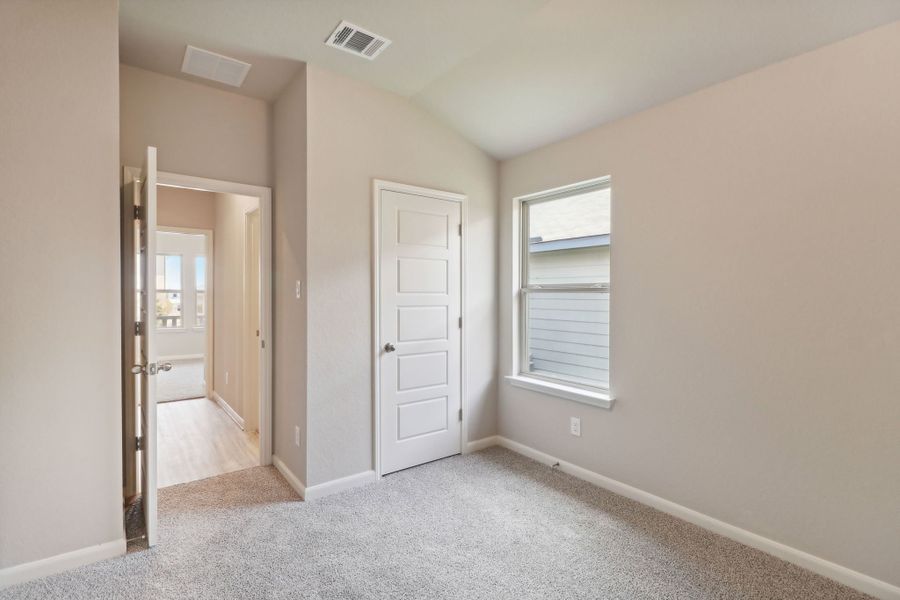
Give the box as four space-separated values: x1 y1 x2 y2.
241 208 262 435
371 179 468 479
155 225 214 398
155 171 274 466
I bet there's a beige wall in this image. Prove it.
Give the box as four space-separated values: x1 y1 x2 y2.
157 185 216 230
120 64 271 187
213 193 259 419
0 0 122 570
498 21 900 586
305 65 499 486
272 68 309 483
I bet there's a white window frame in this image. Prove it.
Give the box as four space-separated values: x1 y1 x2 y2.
506 177 614 409
156 253 185 331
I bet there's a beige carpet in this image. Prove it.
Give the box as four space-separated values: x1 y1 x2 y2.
1 448 871 599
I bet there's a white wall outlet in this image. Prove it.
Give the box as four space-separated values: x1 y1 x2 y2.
294 425 301 447
570 417 581 437
225 371 229 385
295 280 303 299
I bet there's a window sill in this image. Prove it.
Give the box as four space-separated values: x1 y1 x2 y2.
505 375 615 410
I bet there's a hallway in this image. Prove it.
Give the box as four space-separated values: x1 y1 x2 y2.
158 398 258 488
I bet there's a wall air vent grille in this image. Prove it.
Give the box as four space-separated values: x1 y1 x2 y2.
325 21 391 60
181 45 251 87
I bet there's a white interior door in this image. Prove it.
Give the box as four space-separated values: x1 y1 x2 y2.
138 147 158 546
379 189 462 475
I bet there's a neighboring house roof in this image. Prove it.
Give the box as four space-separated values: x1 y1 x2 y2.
530 233 609 253
529 188 610 249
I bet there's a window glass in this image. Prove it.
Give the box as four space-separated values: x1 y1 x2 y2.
156 254 183 328
521 182 610 390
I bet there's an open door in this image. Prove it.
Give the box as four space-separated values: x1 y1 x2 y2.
136 146 160 546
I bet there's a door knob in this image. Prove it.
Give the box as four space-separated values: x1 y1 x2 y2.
159 362 173 372
383 342 396 353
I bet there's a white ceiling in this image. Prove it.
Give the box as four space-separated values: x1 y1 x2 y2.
119 1 900 159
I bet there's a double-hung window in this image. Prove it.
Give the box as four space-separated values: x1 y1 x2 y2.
155 254 183 329
195 255 207 328
517 178 611 402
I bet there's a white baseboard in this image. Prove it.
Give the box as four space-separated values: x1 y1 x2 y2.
304 470 377 501
211 391 244 430
488 436 899 600
0 537 125 590
272 455 306 500
465 435 499 453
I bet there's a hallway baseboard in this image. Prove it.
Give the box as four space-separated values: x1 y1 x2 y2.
0 538 125 590
211 391 244 430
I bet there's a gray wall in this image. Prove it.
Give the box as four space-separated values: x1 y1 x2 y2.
0 0 122 569
499 21 900 586
120 64 272 187
305 65 499 486
272 68 309 484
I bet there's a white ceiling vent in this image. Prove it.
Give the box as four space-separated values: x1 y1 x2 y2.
325 21 391 60
181 45 251 87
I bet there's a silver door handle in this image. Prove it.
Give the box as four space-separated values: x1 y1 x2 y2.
131 362 173 376
383 342 396 353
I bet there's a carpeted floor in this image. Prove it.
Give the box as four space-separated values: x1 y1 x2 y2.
0 448 870 599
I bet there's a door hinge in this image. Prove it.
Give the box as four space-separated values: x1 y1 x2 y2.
135 436 144 451
458 316 462 328
458 223 462 236
458 408 463 422
133 205 144 220
134 321 144 336
261 339 266 349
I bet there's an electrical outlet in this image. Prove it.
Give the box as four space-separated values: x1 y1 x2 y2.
295 280 303 299
294 425 301 447
225 371 229 385
570 417 581 437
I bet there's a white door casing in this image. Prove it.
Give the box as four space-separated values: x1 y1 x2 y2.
139 146 158 546
377 185 463 475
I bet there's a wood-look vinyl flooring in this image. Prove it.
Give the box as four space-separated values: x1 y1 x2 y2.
158 397 258 488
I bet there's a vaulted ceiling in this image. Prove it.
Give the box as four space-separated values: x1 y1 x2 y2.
119 0 900 158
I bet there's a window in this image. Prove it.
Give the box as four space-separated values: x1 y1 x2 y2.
195 256 207 328
518 179 610 393
156 254 183 328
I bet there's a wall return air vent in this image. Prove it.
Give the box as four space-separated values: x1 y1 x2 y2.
181 45 251 87
325 21 391 60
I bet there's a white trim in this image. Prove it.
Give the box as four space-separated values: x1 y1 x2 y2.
156 170 273 467
304 470 378 501
371 179 468 479
0 538 125 590
488 436 900 600
211 391 244 430
465 435 500 453
272 455 306 499
505 375 614 409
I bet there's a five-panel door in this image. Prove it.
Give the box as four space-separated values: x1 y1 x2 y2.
379 189 462 475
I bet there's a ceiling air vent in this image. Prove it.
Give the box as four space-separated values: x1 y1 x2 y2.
325 21 391 60
181 45 251 87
